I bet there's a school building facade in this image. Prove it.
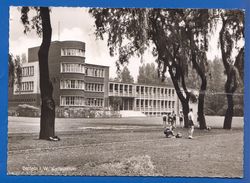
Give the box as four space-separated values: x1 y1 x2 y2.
9 41 195 117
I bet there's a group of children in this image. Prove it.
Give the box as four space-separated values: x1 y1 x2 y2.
163 109 195 139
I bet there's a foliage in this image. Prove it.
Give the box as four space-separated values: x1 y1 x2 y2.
19 7 44 36
137 63 168 85
115 66 134 83
8 54 22 88
205 58 226 115
89 8 214 128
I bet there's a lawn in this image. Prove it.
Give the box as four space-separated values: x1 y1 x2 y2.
8 116 243 178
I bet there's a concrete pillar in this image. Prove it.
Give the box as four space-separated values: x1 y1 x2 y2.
139 99 141 111
163 99 165 111
113 83 115 94
144 99 146 113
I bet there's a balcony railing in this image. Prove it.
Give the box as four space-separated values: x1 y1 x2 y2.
109 91 134 97
134 107 173 112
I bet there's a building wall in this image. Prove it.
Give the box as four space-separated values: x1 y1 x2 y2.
108 81 179 116
9 61 40 107
8 40 196 118
9 41 110 110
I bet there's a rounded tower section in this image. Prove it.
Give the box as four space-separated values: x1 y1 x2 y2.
57 41 86 108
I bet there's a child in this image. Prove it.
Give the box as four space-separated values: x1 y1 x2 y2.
164 124 175 138
188 108 195 139
168 113 173 125
162 113 167 128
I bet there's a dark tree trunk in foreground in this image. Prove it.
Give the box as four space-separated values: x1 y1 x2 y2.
182 101 190 128
150 12 191 128
38 7 55 139
198 78 207 129
192 63 207 129
223 66 238 129
169 67 190 128
188 26 207 130
223 91 234 129
220 17 239 130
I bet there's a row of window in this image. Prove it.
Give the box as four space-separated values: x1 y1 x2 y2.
85 67 105 78
85 83 104 92
60 80 85 90
109 84 175 97
110 84 133 92
59 80 104 92
60 63 105 78
136 86 175 97
136 100 175 108
86 98 103 107
22 66 34 77
16 81 34 92
60 96 103 107
60 96 85 106
60 63 85 73
61 48 85 57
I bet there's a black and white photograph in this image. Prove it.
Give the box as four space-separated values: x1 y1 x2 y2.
8 7 244 177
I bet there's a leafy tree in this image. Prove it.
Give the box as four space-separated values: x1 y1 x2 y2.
115 66 134 83
172 9 211 129
217 10 244 129
205 57 226 116
89 8 212 128
20 7 57 139
8 54 22 88
21 53 27 63
137 63 166 85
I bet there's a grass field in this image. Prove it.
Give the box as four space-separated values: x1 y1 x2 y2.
8 116 243 177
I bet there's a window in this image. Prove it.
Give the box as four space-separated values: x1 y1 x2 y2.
85 67 105 77
172 89 175 97
60 96 85 106
172 101 175 108
17 81 34 92
61 48 85 57
85 83 104 92
60 80 85 90
86 98 103 107
60 63 85 74
136 86 139 93
21 66 34 77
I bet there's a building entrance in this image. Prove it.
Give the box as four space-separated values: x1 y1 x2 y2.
120 98 134 110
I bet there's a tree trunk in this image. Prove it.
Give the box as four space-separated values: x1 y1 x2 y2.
182 101 189 128
219 18 238 130
223 69 237 129
188 29 207 130
223 91 234 129
169 68 190 128
198 78 207 129
38 7 55 140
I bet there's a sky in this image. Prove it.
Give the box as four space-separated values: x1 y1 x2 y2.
9 7 222 79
